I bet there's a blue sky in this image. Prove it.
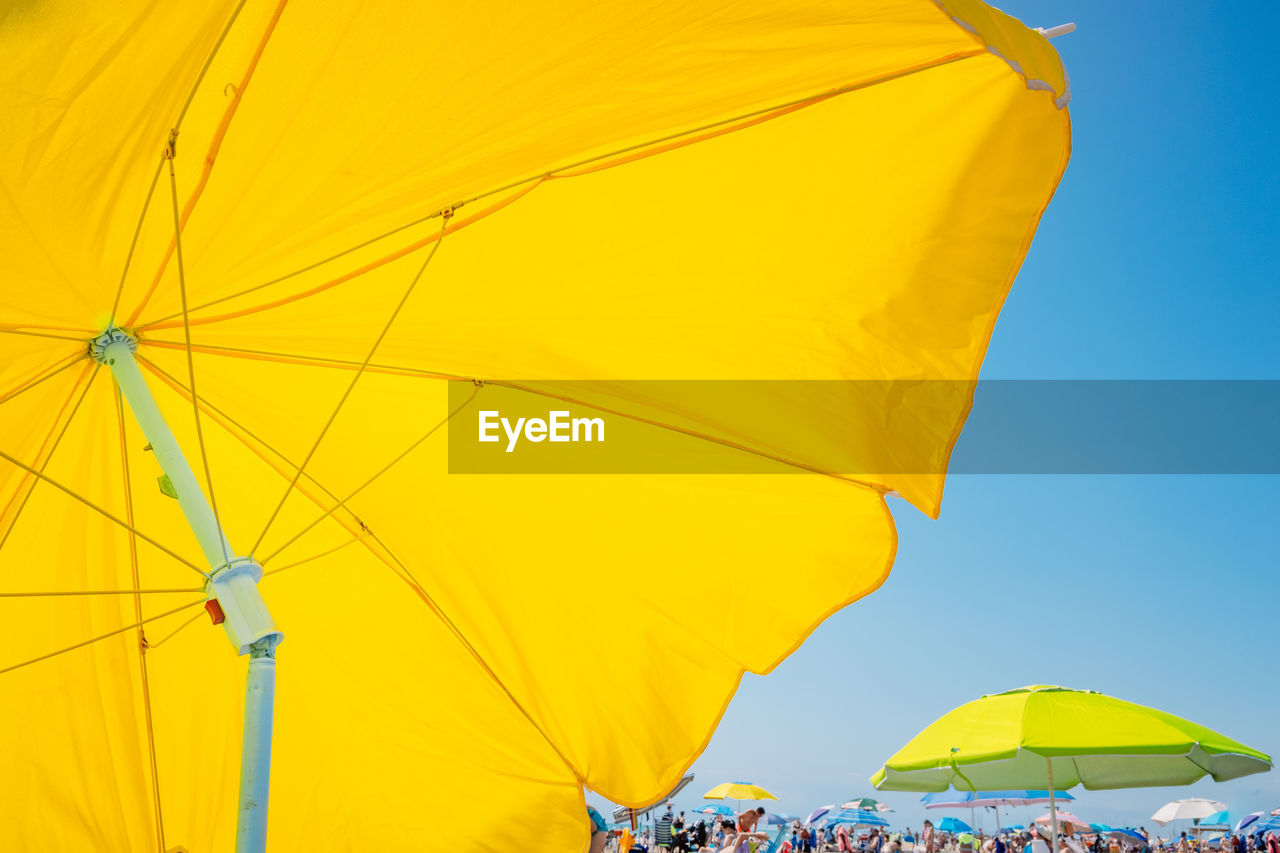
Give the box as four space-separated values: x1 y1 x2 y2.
589 1 1280 832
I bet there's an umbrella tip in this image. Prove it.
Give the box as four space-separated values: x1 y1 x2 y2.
1037 23 1077 39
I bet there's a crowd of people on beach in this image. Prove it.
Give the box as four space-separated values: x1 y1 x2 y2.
592 808 1280 853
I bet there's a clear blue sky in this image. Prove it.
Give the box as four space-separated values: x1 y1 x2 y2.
590 0 1280 832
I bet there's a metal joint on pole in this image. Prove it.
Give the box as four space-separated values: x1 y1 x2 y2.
93 328 283 853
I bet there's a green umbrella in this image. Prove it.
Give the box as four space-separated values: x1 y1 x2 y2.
844 798 891 812
871 686 1271 853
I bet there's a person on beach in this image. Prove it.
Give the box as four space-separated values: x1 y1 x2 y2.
720 830 771 853
925 821 937 853
739 807 766 833
587 806 610 853
656 806 675 851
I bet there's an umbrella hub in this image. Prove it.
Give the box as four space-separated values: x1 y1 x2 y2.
89 327 136 364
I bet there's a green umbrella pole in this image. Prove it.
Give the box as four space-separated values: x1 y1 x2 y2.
93 329 283 853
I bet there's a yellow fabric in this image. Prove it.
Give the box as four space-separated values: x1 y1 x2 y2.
0 1 1069 850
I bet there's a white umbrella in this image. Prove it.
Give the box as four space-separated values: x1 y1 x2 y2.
1152 799 1229 827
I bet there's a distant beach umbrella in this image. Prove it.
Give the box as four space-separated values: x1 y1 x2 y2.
871 686 1270 853
1152 800 1229 827
826 809 891 828
807 806 837 826
695 804 735 816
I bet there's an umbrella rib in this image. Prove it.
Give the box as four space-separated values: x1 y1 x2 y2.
135 181 538 333
131 48 985 333
136 355 368 542
0 448 209 578
362 528 589 783
0 362 99 555
0 597 205 676
0 352 86 407
106 0 253 326
137 347 893 489
260 530 368 579
163 149 231 569
490 380 890 490
142 341 891 488
248 215 451 558
0 328 92 343
113 381 168 853
257 382 481 567
0 588 203 597
137 205 448 329
144 607 208 649
139 340 464 380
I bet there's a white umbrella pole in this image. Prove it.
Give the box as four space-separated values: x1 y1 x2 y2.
1047 761 1059 853
96 331 283 853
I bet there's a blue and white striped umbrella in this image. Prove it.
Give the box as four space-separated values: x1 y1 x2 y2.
825 809 891 828
923 791 1075 809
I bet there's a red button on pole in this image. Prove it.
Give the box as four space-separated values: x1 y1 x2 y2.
205 598 226 625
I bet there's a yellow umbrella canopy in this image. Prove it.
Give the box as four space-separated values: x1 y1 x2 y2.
706 778 773 799
0 0 1069 850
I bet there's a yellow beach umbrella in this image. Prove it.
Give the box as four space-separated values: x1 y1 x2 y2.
706 782 780 803
1 1 1070 850
706 781 779 816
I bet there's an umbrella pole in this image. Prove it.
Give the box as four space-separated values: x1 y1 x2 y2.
1047 761 1059 853
95 331 283 853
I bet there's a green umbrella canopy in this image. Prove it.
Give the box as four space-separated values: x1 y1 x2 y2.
871 685 1272 792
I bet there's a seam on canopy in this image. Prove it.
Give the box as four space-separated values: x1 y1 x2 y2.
133 48 986 332
124 0 291 327
109 0 254 325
